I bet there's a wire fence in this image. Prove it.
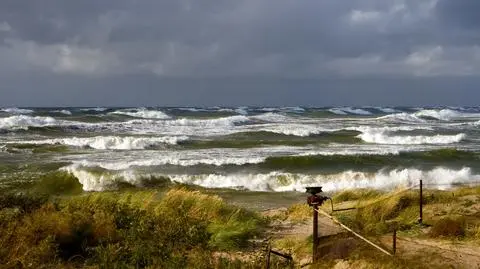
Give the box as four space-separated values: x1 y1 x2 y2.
296 179 480 265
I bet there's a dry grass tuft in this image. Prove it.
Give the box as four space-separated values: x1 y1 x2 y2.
429 216 466 237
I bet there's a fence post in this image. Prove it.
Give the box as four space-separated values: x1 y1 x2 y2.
392 227 397 255
265 243 271 269
419 179 423 224
313 204 319 263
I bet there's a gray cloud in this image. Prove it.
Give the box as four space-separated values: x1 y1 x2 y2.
0 0 479 106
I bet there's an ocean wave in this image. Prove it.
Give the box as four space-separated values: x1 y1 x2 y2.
110 108 171 119
262 149 476 170
251 113 291 122
62 165 480 192
259 125 328 137
377 113 426 123
328 108 348 115
235 107 248 115
171 167 479 192
80 107 108 112
1 108 34 114
414 109 480 121
69 155 266 171
14 136 189 150
160 115 250 127
281 107 306 113
358 129 465 145
51 110 72 115
375 107 399 113
328 107 372 115
0 115 58 130
61 164 137 191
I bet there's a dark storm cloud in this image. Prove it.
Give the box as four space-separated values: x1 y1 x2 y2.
0 0 480 106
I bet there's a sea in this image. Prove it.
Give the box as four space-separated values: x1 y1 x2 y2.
0 106 479 193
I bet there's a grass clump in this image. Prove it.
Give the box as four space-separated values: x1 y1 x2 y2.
429 216 466 238
159 188 265 250
286 203 311 223
336 191 417 234
333 188 383 202
0 187 266 268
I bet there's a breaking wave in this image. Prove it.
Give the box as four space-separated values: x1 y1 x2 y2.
261 149 476 170
358 130 466 145
51 110 72 115
80 107 108 112
160 115 250 127
14 135 189 150
1 108 34 114
329 107 372 115
110 108 171 119
377 113 426 123
411 109 480 121
62 165 480 192
375 107 399 113
251 113 291 122
0 115 58 130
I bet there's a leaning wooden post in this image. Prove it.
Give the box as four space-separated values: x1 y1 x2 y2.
265 243 271 269
419 179 423 224
313 204 319 263
392 227 397 255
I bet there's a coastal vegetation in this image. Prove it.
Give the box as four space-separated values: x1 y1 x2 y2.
1 172 480 268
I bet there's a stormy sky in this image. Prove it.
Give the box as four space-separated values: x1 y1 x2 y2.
0 0 479 107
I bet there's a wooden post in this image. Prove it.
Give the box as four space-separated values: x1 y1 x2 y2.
392 227 397 255
313 204 319 263
419 179 423 224
266 243 271 269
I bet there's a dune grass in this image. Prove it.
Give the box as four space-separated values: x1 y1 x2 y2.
0 187 267 268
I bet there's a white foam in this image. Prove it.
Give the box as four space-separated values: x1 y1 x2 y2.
0 115 58 130
63 166 480 192
63 146 303 170
282 107 305 113
349 125 432 133
358 129 465 145
80 107 107 112
328 108 348 115
171 168 479 192
1 108 34 114
328 107 372 115
162 115 250 127
375 107 399 113
377 113 426 123
414 109 480 121
16 135 189 150
259 107 278 112
342 107 372 115
260 124 332 137
61 164 137 191
235 107 248 115
251 113 290 122
111 108 171 119
52 110 72 115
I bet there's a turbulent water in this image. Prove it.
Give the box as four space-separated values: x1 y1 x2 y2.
1 106 480 193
